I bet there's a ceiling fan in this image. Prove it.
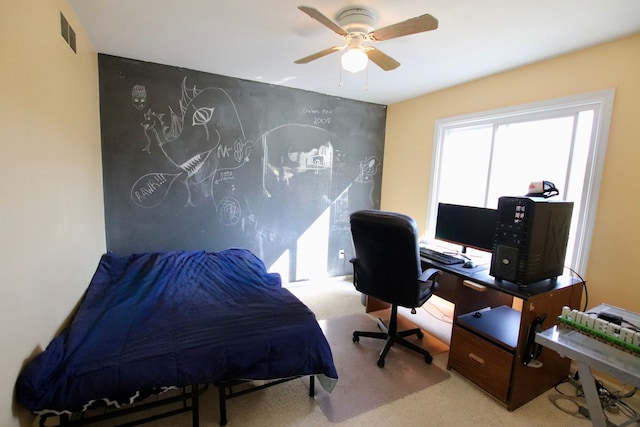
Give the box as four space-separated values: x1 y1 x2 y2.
295 5 438 73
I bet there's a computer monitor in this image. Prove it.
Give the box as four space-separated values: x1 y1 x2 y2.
434 203 497 253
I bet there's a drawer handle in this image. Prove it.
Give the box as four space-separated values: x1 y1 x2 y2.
468 352 486 366
462 280 487 292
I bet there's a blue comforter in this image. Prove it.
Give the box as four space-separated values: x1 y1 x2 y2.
16 248 337 413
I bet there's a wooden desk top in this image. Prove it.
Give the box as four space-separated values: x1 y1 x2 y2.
421 256 584 300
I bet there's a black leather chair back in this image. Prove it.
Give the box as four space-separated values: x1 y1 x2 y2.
350 209 424 308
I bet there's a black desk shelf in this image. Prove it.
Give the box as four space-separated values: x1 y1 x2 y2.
457 306 521 351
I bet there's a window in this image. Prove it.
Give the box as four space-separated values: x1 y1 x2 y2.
427 89 615 275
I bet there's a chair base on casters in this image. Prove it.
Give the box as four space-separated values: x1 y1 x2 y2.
352 304 433 368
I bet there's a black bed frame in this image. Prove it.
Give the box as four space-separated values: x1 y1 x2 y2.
38 384 206 427
37 376 315 426
215 375 315 426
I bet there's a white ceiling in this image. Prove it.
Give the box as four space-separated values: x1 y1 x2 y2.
69 0 640 105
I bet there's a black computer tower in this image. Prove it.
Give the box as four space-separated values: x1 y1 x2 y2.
490 196 573 285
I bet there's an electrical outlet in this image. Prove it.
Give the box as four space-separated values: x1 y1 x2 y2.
338 249 345 259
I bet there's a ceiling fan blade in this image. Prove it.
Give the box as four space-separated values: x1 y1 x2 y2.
369 13 438 41
365 47 400 71
294 46 344 64
298 6 349 37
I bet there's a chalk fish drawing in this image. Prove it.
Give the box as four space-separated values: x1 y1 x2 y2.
133 77 252 208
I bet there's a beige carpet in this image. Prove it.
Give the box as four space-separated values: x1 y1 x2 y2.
302 313 451 423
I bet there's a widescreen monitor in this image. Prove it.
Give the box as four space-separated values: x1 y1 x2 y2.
435 203 497 253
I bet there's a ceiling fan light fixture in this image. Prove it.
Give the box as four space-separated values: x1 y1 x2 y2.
296 6 437 72
341 48 368 73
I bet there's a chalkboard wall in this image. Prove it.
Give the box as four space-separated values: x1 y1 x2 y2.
99 54 386 279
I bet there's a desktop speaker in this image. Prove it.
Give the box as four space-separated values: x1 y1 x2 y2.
490 196 573 285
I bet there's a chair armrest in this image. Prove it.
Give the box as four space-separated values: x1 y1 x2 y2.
349 258 358 286
418 268 440 283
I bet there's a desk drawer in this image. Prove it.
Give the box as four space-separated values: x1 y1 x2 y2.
449 325 513 402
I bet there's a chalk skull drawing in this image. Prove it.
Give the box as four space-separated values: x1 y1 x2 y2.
131 84 147 110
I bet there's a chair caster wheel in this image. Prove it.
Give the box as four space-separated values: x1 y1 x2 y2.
377 358 385 368
352 335 359 343
424 354 433 364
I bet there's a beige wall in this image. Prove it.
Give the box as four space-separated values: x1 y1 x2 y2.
383 33 640 314
0 1 105 425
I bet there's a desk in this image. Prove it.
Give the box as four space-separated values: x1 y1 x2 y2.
366 256 584 410
536 304 640 427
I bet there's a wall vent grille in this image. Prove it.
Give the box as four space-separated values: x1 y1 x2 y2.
60 12 76 53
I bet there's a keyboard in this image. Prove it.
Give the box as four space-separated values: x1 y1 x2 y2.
420 247 465 265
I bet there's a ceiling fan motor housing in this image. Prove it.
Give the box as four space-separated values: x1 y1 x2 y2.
336 6 377 35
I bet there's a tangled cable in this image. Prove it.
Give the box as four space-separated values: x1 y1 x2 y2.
548 375 638 423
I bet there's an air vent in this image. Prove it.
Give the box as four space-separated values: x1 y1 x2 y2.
60 12 76 53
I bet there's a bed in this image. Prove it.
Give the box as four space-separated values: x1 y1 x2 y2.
16 248 338 426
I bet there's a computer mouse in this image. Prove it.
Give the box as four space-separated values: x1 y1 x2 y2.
463 261 475 268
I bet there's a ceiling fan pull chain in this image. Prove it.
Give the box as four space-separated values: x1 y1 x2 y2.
364 64 369 91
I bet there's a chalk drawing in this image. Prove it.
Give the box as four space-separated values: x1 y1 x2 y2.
136 77 251 209
128 76 382 257
131 84 147 110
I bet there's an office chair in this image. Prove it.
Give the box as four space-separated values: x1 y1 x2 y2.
349 209 441 368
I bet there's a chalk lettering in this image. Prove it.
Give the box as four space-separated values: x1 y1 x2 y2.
313 117 331 125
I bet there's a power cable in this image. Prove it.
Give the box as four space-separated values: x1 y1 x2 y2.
549 375 639 423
